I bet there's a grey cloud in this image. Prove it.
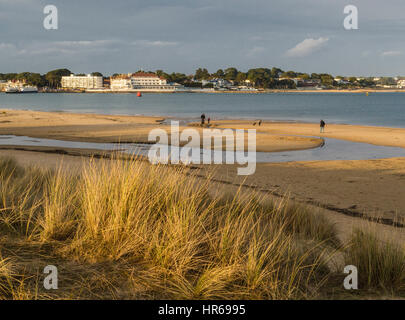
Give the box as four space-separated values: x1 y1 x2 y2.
0 0 404 76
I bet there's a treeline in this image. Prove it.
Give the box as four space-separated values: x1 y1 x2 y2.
157 67 298 89
0 69 103 88
156 67 356 89
1 67 397 89
157 67 392 89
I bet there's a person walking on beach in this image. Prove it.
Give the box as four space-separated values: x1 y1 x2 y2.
201 113 206 126
207 117 211 125
320 120 326 133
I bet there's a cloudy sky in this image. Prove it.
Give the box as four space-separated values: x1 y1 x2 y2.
1 0 405 76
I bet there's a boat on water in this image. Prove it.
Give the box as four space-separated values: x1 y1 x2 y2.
5 86 19 94
5 86 38 94
19 86 38 93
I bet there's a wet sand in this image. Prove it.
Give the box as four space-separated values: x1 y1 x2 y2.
0 110 323 152
2 109 405 150
0 109 404 238
212 120 405 149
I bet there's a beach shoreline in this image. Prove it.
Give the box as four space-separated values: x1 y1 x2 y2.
27 88 405 94
1 109 405 150
0 109 404 245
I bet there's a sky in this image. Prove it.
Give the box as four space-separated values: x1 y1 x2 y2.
0 0 405 76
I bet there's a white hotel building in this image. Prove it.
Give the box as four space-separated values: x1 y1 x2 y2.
61 74 103 89
110 72 180 91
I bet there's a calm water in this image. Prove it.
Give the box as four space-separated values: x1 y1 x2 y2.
0 92 405 127
2 135 405 163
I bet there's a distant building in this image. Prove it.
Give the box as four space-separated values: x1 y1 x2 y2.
61 74 103 89
200 78 233 89
110 74 132 90
288 78 321 87
130 72 171 89
0 80 26 91
110 72 181 91
103 78 111 88
397 80 405 89
334 78 350 85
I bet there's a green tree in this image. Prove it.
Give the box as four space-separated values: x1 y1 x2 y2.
13 72 46 87
281 71 297 78
213 69 225 78
0 73 17 81
224 68 238 81
45 69 72 88
195 68 210 80
320 74 334 87
167 73 188 84
247 68 272 87
311 73 321 79
299 73 310 80
271 67 283 78
277 79 296 89
235 72 247 84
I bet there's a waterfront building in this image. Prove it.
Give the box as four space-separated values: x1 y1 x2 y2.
61 74 103 89
0 80 26 91
110 72 181 91
130 72 180 90
130 72 167 88
334 78 350 85
110 74 132 90
397 79 405 89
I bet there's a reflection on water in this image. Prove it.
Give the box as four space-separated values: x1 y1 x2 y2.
1 135 405 163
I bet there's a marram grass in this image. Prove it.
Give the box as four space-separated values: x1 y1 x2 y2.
0 156 403 299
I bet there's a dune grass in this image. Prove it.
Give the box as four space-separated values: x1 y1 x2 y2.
0 156 402 299
344 229 405 295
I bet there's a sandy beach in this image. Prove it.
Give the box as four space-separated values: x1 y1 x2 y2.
0 109 404 242
0 109 323 152
212 120 405 149
2 109 405 149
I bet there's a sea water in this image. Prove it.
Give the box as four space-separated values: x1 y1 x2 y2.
0 92 404 128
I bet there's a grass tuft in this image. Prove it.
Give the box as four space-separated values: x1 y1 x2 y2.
344 229 405 294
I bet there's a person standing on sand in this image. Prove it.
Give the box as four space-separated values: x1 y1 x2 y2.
201 113 206 126
320 120 326 133
207 117 211 125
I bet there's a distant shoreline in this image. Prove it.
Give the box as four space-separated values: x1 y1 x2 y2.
9 88 405 94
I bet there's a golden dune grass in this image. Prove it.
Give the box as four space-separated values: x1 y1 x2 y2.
0 156 403 299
